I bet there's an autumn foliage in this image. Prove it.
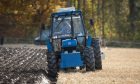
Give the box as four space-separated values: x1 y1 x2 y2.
0 0 140 41
0 0 66 37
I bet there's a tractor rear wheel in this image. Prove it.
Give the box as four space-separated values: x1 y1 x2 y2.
47 52 58 82
92 39 102 70
83 47 95 71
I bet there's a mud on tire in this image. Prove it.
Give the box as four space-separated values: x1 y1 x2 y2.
47 52 58 82
83 47 95 71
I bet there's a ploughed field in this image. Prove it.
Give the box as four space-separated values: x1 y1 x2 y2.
0 46 49 84
0 45 140 84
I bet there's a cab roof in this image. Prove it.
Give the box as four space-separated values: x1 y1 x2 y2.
51 10 82 17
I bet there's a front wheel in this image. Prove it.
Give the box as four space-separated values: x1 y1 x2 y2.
83 47 95 71
47 52 58 82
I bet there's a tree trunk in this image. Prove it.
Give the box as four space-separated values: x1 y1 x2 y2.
83 0 86 19
129 0 136 40
73 0 76 7
78 0 81 10
67 0 71 7
101 0 105 46
129 0 136 20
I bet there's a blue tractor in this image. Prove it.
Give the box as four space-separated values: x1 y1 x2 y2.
46 9 102 82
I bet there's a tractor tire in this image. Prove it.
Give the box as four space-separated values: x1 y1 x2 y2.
83 47 95 71
92 39 102 70
47 52 58 82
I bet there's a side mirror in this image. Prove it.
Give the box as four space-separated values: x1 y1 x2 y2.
89 19 94 26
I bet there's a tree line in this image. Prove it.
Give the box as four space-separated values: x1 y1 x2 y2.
0 0 140 42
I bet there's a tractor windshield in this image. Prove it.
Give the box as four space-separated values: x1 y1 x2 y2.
52 15 85 38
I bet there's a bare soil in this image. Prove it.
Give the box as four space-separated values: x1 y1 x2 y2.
0 45 140 84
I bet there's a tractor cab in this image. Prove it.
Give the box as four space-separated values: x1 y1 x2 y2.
50 11 87 53
51 11 85 39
